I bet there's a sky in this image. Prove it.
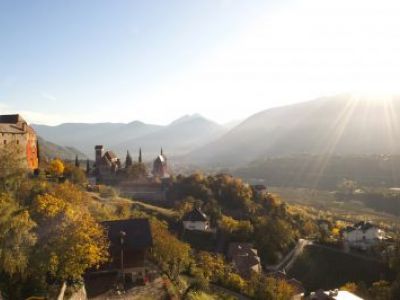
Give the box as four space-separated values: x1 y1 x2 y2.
1 0 400 125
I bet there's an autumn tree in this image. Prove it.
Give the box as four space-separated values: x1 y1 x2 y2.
47 159 65 177
31 193 108 282
249 274 296 300
63 163 88 185
151 220 191 281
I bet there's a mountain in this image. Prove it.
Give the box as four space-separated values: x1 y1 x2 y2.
114 114 224 158
33 114 224 159
188 95 400 167
38 137 88 161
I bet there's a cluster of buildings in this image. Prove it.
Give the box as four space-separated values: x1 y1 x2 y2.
94 145 169 183
0 114 39 170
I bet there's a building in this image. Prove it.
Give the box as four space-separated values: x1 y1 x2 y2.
182 208 210 231
0 114 38 170
251 184 268 197
227 243 262 278
295 289 364 300
99 219 152 280
152 148 169 178
94 145 122 183
342 221 385 249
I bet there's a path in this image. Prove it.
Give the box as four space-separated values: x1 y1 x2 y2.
266 239 312 272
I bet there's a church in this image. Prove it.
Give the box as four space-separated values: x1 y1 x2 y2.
0 114 39 170
94 145 170 184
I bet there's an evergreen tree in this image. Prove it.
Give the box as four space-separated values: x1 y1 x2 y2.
125 151 133 168
138 148 142 164
75 155 80 168
86 159 90 174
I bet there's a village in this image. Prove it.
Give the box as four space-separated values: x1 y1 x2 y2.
0 114 397 300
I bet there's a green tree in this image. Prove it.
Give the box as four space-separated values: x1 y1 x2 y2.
0 144 26 192
0 194 37 276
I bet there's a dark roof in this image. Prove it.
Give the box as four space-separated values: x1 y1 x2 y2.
0 114 24 124
104 151 117 161
101 218 153 250
344 221 376 233
182 208 208 222
0 114 29 134
252 185 267 191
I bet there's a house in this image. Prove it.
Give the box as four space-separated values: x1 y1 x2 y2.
96 219 153 281
227 243 262 278
251 184 268 197
296 289 364 300
0 114 38 170
342 221 385 249
182 208 210 231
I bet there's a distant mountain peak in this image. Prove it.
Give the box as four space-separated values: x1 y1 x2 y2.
169 113 220 127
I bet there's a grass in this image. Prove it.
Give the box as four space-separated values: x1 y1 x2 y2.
288 245 394 292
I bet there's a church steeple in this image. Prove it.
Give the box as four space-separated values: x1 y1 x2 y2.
138 147 142 163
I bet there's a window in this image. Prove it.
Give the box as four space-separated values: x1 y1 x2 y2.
16 140 19 145
3 140 6 145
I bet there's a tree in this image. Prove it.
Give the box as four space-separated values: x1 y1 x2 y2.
125 162 147 180
86 159 90 175
31 193 108 282
64 164 87 185
196 251 225 282
0 193 37 299
341 282 358 293
125 151 133 168
249 275 295 300
151 220 191 281
0 194 37 276
369 280 391 300
47 159 65 178
138 148 142 164
0 143 26 192
74 155 80 168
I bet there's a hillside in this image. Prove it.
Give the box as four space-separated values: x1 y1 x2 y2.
33 114 224 159
38 137 88 161
188 95 400 167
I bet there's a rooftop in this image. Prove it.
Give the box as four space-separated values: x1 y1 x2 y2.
182 208 208 222
101 218 153 250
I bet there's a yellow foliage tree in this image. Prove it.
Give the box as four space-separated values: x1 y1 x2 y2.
32 193 108 281
340 282 358 293
151 220 191 280
48 159 65 177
